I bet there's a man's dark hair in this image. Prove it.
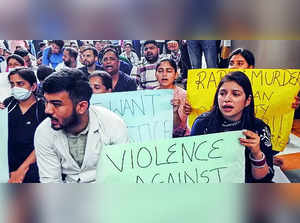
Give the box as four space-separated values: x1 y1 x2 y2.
53 40 65 50
143 40 158 47
6 54 25 66
89 70 112 90
101 47 119 61
37 65 55 82
64 47 78 60
104 44 121 55
8 68 37 86
39 42 46 48
82 46 98 57
14 49 29 58
43 68 93 106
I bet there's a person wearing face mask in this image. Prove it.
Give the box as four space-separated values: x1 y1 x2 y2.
1 68 47 183
0 54 26 104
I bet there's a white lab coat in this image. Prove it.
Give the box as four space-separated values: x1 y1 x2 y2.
35 106 129 183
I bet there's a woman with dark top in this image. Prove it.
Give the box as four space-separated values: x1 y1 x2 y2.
2 68 47 183
190 71 277 183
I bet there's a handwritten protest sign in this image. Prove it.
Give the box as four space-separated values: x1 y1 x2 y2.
91 89 173 143
0 72 10 102
0 109 9 182
187 69 300 151
97 130 245 183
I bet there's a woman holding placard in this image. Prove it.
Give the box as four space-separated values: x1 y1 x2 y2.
155 58 191 137
190 71 277 183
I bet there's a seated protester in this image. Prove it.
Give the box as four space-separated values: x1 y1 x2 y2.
69 40 79 51
120 42 139 66
228 48 255 69
0 54 26 102
55 47 79 71
42 40 64 69
99 45 133 75
6 54 25 71
2 68 47 183
79 46 102 77
89 71 112 94
34 68 129 183
133 40 163 89
14 48 36 70
93 40 107 53
101 47 137 92
154 58 190 137
78 44 88 67
191 71 277 183
36 65 55 99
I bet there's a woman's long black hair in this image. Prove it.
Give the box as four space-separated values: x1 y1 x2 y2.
206 71 256 133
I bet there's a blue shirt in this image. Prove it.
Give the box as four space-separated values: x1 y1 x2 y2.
42 47 63 69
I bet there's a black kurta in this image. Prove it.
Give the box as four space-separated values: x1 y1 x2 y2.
190 112 277 183
4 97 47 183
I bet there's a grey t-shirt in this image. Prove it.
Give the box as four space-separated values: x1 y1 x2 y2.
67 125 89 168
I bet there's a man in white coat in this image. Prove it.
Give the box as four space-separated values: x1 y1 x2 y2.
34 68 129 183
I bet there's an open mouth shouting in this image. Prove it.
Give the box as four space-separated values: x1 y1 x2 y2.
105 65 113 70
222 104 234 112
146 52 153 60
47 114 61 130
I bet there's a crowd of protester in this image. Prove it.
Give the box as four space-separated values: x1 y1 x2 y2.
0 40 299 183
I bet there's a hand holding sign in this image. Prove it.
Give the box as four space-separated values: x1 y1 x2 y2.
91 89 173 143
292 95 300 109
0 103 5 109
183 100 192 116
187 68 300 151
97 130 245 183
171 99 180 113
240 130 262 158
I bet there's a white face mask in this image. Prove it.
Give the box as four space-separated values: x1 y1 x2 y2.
7 66 24 73
11 87 32 101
